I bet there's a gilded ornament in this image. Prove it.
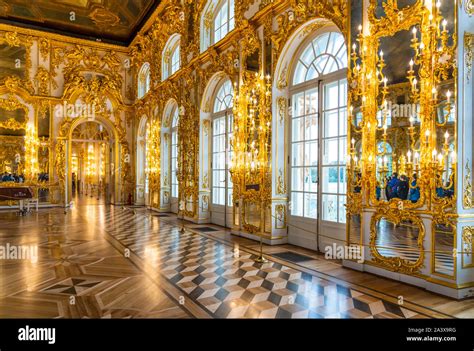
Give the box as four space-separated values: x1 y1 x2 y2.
462 227 473 257
463 0 474 16
276 169 286 195
276 96 286 125
466 33 473 83
464 161 473 209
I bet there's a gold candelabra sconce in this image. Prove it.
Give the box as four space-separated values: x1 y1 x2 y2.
145 120 160 181
86 143 96 182
230 71 272 262
230 71 272 189
24 123 39 182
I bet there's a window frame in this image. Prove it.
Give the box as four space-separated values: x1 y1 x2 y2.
288 30 348 225
212 0 235 45
211 79 234 208
170 107 179 200
138 63 151 99
162 36 181 81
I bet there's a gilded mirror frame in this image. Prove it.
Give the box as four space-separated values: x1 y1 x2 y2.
348 0 457 211
370 208 425 274
0 32 33 93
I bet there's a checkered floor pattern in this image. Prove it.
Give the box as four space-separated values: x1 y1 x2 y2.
88 206 429 319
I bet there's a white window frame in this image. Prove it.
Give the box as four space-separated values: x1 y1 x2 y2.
171 108 179 200
162 35 181 81
138 63 150 99
201 0 235 52
211 79 234 209
289 31 348 225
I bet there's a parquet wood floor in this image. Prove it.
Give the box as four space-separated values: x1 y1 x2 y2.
1 198 472 318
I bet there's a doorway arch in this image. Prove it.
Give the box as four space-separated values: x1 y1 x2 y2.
65 116 120 205
199 72 234 227
136 114 148 206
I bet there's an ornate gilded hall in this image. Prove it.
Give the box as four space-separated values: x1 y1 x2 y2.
0 0 474 326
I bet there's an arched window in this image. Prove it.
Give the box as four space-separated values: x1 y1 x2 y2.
289 31 347 223
293 32 347 85
138 63 151 99
201 0 235 52
171 108 179 200
162 35 181 81
212 79 233 209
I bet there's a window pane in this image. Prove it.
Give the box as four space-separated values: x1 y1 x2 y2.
292 168 304 191
323 139 338 165
322 167 338 193
338 196 347 223
292 117 304 142
305 142 317 167
306 65 319 81
293 63 307 85
292 92 305 117
292 143 304 166
339 79 348 106
338 167 347 194
304 193 317 219
324 81 339 110
305 116 318 141
338 138 347 165
322 194 337 222
305 167 318 192
300 45 315 66
339 108 347 135
291 192 303 217
323 110 339 137
305 88 318 115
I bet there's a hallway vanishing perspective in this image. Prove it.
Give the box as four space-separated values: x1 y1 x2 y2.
1 202 473 319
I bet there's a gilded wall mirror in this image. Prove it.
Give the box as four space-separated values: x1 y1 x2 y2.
0 135 24 176
0 103 28 190
433 221 455 278
0 43 27 82
370 211 425 273
366 0 456 207
0 107 27 135
37 105 51 196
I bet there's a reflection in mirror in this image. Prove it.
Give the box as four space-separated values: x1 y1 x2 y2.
374 217 421 264
433 82 455 199
245 201 260 230
376 30 423 203
433 223 455 277
0 43 27 82
0 108 27 136
373 0 419 19
0 136 24 177
0 107 26 187
38 107 50 138
37 138 50 202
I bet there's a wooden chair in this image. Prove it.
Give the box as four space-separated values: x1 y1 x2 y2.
26 186 39 212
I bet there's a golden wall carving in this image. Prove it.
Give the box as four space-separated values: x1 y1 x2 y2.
463 0 474 16
466 32 474 83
